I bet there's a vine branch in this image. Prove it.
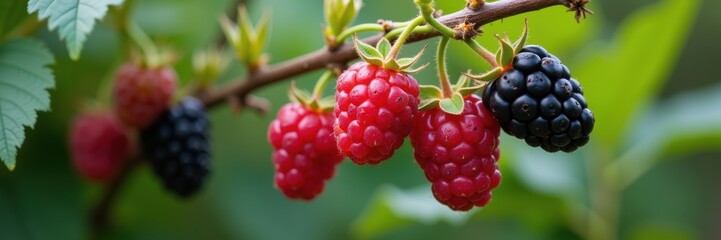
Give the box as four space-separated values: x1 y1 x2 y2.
200 0 566 108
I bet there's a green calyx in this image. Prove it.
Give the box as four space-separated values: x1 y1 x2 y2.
419 73 487 114
220 6 270 71
353 36 427 74
288 71 336 113
465 18 529 81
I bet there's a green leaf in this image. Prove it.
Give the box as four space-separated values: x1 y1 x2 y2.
251 10 271 64
418 99 440 111
27 0 124 60
376 38 391 58
0 39 55 170
607 83 721 189
352 185 476 239
574 0 699 149
438 93 464 115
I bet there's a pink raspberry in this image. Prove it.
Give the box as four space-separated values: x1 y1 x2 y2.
410 95 502 211
113 62 177 128
69 111 132 182
268 103 344 200
334 62 420 165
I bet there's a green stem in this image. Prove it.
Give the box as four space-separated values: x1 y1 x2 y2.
311 70 334 101
127 20 158 66
416 0 455 38
384 24 433 41
336 23 385 43
465 39 499 68
385 15 425 62
436 37 453 98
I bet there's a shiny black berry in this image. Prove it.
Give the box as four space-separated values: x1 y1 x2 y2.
141 97 211 197
482 45 595 152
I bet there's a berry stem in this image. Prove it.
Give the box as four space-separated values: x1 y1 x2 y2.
385 15 425 62
311 70 335 101
436 37 453 98
415 0 456 39
465 39 499 68
90 157 140 237
127 20 160 67
335 23 385 44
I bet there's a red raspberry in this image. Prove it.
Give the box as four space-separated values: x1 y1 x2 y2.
334 62 420 165
410 95 502 211
113 63 177 128
69 111 132 182
268 103 344 200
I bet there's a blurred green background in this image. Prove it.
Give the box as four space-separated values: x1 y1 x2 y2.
1 0 720 239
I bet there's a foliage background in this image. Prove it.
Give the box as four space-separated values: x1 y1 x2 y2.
1 0 720 239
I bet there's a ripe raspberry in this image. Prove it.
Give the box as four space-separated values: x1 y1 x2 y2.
114 62 177 128
268 103 344 200
482 45 595 152
334 62 420 165
411 95 502 211
69 111 132 182
141 97 211 197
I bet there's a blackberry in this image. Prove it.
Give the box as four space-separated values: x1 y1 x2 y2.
141 97 211 197
482 45 595 152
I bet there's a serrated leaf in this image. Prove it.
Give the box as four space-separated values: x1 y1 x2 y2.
419 85 443 100
0 39 55 170
464 67 502 82
496 34 515 67
513 18 529 53
438 93 464 115
376 38 391 57
353 36 383 65
28 0 123 60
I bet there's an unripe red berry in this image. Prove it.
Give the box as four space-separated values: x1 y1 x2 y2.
410 95 502 211
268 103 344 200
334 62 420 165
69 111 132 181
113 63 177 128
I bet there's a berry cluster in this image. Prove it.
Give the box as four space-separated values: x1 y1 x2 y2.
141 97 211 197
334 62 420 165
268 103 344 200
69 61 213 198
69 111 132 181
482 45 595 152
410 95 501 210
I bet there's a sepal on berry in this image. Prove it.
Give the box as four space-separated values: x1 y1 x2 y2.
352 36 427 73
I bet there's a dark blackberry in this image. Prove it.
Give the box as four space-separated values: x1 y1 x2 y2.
141 97 211 197
482 45 595 152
